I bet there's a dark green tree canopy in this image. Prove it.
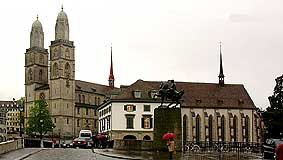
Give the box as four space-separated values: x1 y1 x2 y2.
26 100 55 137
263 75 283 138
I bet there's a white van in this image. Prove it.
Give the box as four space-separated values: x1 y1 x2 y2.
79 130 92 138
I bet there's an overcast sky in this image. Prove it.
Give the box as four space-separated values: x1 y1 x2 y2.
0 0 282 109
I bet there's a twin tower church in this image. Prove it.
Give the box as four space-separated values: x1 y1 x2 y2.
24 8 117 138
24 8 263 144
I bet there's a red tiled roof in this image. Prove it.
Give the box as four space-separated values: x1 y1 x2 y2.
112 79 256 109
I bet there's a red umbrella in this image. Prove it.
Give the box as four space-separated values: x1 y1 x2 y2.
162 133 176 140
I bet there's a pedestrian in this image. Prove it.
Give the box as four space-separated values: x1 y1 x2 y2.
167 138 176 160
276 143 283 160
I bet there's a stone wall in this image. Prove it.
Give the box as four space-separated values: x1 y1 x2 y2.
0 139 23 155
153 108 181 151
114 139 153 150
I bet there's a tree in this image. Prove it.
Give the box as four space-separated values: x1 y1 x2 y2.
26 99 55 147
263 74 283 138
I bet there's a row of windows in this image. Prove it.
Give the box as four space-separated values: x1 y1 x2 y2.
183 114 255 142
123 105 151 112
78 94 101 106
6 122 19 126
77 107 91 115
99 116 111 132
99 106 111 117
53 118 93 127
6 118 19 121
7 113 20 117
125 116 153 129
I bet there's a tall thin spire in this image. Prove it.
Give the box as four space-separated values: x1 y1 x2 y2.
218 42 225 86
109 44 115 88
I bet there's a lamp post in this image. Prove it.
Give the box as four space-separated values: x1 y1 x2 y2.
51 126 54 148
40 119 43 148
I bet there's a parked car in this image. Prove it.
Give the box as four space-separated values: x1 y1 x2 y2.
263 138 283 159
72 137 93 148
61 139 73 148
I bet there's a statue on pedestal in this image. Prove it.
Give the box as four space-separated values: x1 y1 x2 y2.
154 80 184 108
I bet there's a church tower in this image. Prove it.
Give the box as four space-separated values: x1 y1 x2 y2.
25 16 49 120
49 7 76 137
218 42 225 87
108 46 115 88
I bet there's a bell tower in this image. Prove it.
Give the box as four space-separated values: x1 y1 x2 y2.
25 16 49 120
49 7 75 137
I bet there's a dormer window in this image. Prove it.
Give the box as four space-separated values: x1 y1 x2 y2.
133 90 141 99
196 99 202 104
149 90 157 99
238 99 244 105
217 99 223 104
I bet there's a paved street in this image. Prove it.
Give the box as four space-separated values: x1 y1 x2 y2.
0 148 264 160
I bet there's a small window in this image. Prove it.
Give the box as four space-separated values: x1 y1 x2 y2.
67 118 69 124
77 108 80 114
133 90 141 98
77 119 80 127
124 104 136 112
144 105 150 112
86 108 88 115
54 118 56 123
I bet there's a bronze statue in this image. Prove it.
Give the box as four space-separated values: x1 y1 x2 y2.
154 80 184 108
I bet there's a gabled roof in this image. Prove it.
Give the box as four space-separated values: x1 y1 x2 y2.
75 80 120 96
111 79 256 109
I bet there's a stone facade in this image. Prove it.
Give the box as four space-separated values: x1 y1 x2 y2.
24 9 118 139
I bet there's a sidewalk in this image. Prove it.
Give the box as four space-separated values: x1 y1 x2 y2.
0 148 43 160
92 149 143 159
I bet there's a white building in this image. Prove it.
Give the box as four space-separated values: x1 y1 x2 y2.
98 86 172 141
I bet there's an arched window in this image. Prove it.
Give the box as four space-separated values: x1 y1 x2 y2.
183 114 188 143
79 94 81 103
143 135 151 141
39 69 43 81
196 114 201 142
220 115 225 141
233 115 237 142
208 115 213 142
65 62 70 78
53 63 59 77
123 135 137 140
244 115 250 142
82 95 85 104
28 69 33 80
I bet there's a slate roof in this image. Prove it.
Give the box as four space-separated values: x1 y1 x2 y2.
111 79 256 109
75 80 120 96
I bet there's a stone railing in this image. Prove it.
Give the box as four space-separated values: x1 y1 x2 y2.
0 139 23 155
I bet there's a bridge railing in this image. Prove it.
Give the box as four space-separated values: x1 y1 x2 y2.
183 141 263 154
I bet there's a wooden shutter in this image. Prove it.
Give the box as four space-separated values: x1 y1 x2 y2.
141 118 144 128
150 118 153 128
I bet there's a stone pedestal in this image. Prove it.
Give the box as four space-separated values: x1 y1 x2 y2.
153 108 182 151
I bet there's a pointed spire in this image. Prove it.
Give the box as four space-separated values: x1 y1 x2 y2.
61 4 64 10
109 44 115 88
36 14 38 20
218 42 225 86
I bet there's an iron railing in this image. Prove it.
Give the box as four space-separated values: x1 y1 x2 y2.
183 141 263 154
